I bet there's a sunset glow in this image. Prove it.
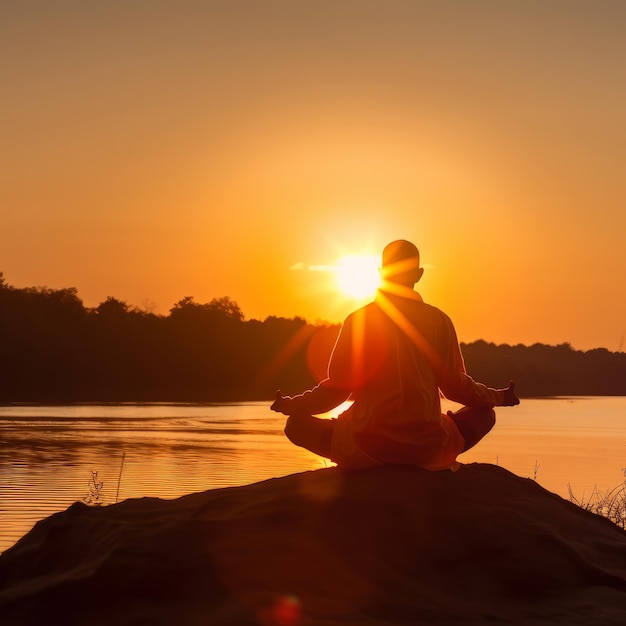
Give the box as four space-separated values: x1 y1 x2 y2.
1 2 625 351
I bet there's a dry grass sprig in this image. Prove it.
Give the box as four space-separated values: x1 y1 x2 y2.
568 469 626 529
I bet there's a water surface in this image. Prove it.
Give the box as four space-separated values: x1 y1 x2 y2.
1 397 624 553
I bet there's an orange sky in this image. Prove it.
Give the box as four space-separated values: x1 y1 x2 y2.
1 1 625 351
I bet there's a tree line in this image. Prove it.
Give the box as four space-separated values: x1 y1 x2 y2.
1 274 625 402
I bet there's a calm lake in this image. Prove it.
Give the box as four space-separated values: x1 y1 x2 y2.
1 397 625 553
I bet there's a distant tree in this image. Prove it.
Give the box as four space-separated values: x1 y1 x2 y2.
37 286 85 314
96 296 130 316
139 298 157 315
170 296 196 314
169 295 243 321
207 296 244 321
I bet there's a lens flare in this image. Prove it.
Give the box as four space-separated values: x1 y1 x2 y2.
265 594 301 626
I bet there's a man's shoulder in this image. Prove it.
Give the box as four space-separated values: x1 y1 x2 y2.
341 300 398 334
345 300 382 323
419 300 450 318
419 301 455 330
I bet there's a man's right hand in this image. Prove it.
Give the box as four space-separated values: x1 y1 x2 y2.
501 380 520 406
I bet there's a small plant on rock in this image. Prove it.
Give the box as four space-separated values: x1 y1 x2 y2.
568 468 626 530
83 470 105 506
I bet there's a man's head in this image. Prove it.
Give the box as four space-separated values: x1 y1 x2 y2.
380 240 424 286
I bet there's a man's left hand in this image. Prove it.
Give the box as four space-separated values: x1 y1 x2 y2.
270 390 291 415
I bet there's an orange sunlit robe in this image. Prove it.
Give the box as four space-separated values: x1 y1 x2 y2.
288 289 505 470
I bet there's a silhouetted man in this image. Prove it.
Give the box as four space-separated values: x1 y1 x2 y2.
271 240 519 470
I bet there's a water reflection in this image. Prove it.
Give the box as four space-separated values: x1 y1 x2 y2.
1 398 624 553
0 401 331 552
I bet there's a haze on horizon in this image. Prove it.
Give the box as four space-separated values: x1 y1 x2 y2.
1 1 625 352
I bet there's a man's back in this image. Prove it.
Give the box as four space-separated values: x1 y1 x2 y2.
328 290 466 469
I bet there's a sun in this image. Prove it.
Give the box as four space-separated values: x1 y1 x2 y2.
335 255 381 300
